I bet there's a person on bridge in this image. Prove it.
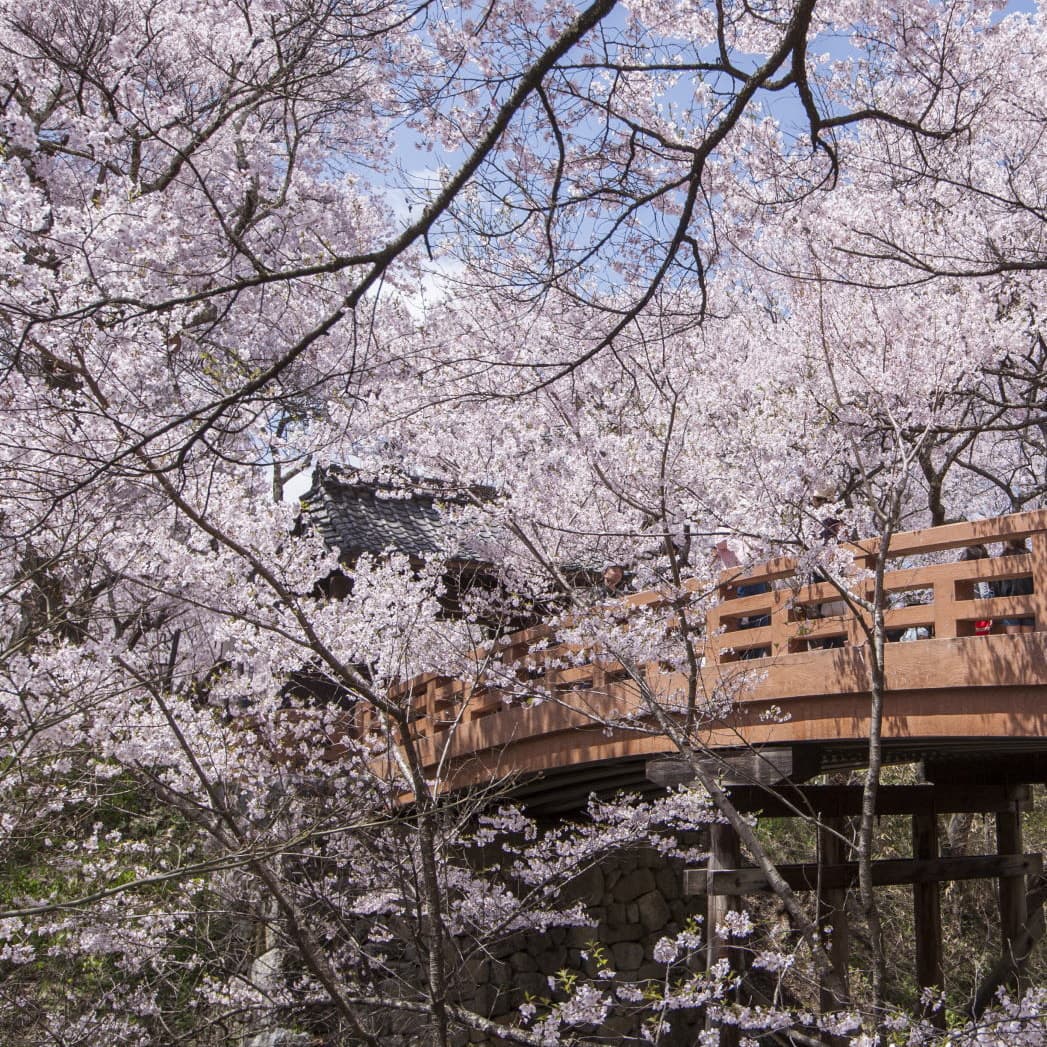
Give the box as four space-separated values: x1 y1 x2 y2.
998 538 1035 634
960 543 994 636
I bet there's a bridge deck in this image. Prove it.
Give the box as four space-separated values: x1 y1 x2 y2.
358 510 1047 799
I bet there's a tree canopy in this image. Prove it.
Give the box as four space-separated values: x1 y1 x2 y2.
2 0 1047 1043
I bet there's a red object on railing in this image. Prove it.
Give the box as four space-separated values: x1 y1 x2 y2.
974 619 993 636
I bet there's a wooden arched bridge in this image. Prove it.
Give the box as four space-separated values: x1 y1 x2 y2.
355 510 1047 1017
356 510 1047 810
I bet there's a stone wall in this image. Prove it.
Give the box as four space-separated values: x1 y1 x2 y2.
451 846 706 1045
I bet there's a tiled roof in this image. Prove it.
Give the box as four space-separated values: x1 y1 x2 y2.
302 468 483 563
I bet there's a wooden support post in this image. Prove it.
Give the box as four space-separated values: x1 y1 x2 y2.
707 821 741 968
997 797 1026 971
933 577 957 640
845 609 866 649
707 820 741 1047
1030 533 1047 631
590 660 607 696
972 856 1047 1016
705 597 723 666
422 676 438 737
845 576 870 648
818 818 850 1025
770 587 791 656
685 852 1041 895
912 812 944 1027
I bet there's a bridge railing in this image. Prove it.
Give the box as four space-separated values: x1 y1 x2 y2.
354 623 646 747
350 510 1047 751
709 509 1047 661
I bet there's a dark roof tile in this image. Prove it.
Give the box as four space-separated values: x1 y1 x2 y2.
302 468 484 563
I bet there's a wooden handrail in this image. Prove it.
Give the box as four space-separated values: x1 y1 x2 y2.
710 509 1046 659
719 508 1047 589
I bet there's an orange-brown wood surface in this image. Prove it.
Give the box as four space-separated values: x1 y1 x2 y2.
367 511 1047 792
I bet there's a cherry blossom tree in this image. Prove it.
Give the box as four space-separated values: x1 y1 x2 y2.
3 0 1047 1043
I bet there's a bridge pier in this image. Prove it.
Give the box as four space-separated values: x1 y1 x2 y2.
817 817 850 1027
923 762 1045 995
707 820 742 1047
911 812 944 1027
682 776 1043 1038
996 799 1027 970
707 821 741 970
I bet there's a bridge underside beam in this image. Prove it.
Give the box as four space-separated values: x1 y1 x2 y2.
720 782 1031 818
685 853 1043 896
924 752 1047 785
646 748 820 788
